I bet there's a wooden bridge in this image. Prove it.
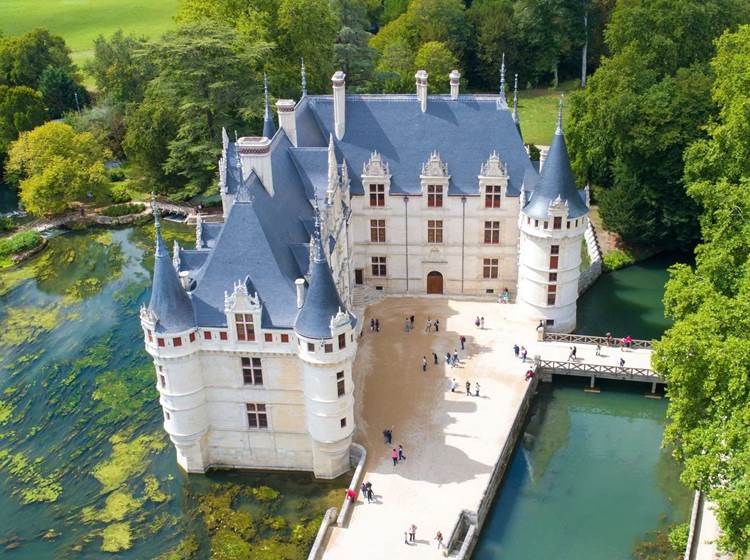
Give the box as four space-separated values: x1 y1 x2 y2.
542 332 652 350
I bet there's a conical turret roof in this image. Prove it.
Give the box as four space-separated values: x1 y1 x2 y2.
148 203 195 333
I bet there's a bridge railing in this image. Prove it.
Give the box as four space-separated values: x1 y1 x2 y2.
542 332 652 350
537 359 662 381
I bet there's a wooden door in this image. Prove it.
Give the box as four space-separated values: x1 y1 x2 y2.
355 269 363 285
426 271 443 294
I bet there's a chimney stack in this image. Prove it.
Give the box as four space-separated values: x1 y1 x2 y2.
332 71 346 140
295 278 306 308
237 136 274 196
449 70 461 100
276 99 297 146
415 70 428 112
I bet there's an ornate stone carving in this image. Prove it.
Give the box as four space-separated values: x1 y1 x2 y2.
480 151 507 178
421 151 448 177
224 278 260 313
140 305 158 326
362 151 390 178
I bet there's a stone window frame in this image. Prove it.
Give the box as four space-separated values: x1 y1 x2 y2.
370 219 386 243
371 256 387 277
483 221 500 244
427 219 443 244
241 357 263 386
246 403 268 429
483 258 499 279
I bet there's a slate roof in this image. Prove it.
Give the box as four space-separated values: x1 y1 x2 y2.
522 126 588 220
298 94 534 197
148 225 195 333
294 215 351 339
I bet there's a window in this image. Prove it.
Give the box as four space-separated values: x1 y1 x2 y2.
553 217 562 230
264 333 273 342
324 343 333 353
219 331 228 341
369 184 385 207
566 221 571 229
246 403 268 429
204 331 212 340
340 417 347 428
164 410 171 421
337 371 345 397
427 184 443 207
484 221 500 244
535 220 539 227
189 332 196 342
483 258 499 279
147 329 153 343
159 373 166 388
173 337 182 347
307 342 315 352
241 357 263 385
485 185 502 208
371 257 386 277
548 272 558 282
547 284 557 305
543 221 548 229
281 334 289 343
551 245 560 255
550 244 559 269
370 219 386 242
427 220 443 243
338 333 346 350
157 338 165 347
575 219 579 227
235 313 255 341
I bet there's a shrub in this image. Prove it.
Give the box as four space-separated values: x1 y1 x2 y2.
603 249 635 272
109 168 126 182
0 230 43 257
110 183 132 203
101 203 145 218
0 216 13 232
527 143 541 161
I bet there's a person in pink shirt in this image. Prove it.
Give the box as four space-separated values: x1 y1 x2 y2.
391 448 398 467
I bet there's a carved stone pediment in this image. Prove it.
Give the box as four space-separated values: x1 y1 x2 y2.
480 151 507 178
421 151 448 178
224 278 261 314
362 151 390 178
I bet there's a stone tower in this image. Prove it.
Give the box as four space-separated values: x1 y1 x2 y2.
517 99 589 332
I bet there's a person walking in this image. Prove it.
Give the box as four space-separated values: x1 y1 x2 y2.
434 319 440 332
521 346 527 362
453 350 459 365
475 316 480 328
367 485 374 503
398 444 406 462
619 357 625 368
525 368 535 381
370 318 375 332
460 335 466 350
595 343 601 356
513 344 520 358
425 318 432 333
410 315 415 328
606 332 613 346
375 319 380 332
446 351 452 366
433 352 438 365
465 381 471 396
404 318 411 332
435 531 444 549
408 524 417 543
480 317 485 329
361 482 369 501
625 335 632 349
475 382 480 397
383 428 392 444
421 356 427 372
450 378 457 392
391 449 398 467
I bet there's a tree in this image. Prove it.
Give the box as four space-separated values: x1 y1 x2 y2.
332 0 377 90
37 66 88 119
0 85 47 158
413 41 459 92
382 0 409 24
653 25 750 557
66 99 127 161
0 29 74 89
467 0 517 89
5 122 109 215
374 38 415 93
85 31 156 105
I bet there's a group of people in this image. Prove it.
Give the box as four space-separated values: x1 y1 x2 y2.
423 349 462 372
474 316 486 329
447 377 480 396
512 344 528 362
369 318 380 332
403 525 445 550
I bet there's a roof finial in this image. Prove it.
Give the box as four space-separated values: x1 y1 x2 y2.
301 57 308 97
151 193 165 256
312 199 324 263
512 73 519 123
497 53 507 108
262 73 276 138
556 94 564 135
234 142 252 203
327 133 338 185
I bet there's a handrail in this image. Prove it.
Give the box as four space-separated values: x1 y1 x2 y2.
543 332 652 349
538 359 662 380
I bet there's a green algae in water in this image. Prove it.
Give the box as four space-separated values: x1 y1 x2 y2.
93 432 166 493
0 305 64 346
144 475 169 503
0 400 13 424
101 522 132 552
92 364 157 424
83 491 143 523
0 449 62 503
156 534 200 560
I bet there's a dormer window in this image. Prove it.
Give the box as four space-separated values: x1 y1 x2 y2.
369 184 385 207
485 185 502 208
427 185 443 207
553 217 562 230
235 313 255 341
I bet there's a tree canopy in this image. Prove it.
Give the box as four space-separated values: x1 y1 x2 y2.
653 24 750 557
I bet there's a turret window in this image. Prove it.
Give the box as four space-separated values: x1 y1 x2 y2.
189 332 196 342
338 333 346 350
219 331 228 341
307 342 315 352
281 334 289 343
204 331 212 340
550 245 559 270
427 185 443 207
427 220 443 243
370 219 386 242
235 313 255 341
369 184 385 207
484 221 500 244
173 337 182 347
159 373 166 388
157 338 165 347
547 284 557 305
485 185 502 208
553 217 562 230
483 258 499 279
264 333 273 342
241 357 263 385
246 403 268 429
324 343 333 353
337 371 345 397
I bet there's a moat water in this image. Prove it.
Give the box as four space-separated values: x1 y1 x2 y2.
0 224 345 559
475 252 692 559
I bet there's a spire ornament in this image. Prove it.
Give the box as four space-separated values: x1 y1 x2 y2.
262 73 276 138
497 53 507 109
556 94 564 135
151 193 166 257
512 73 519 123
301 57 308 97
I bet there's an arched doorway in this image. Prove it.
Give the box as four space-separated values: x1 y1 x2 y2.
426 271 443 294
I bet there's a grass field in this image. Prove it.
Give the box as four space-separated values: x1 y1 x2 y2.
0 0 176 65
516 79 580 146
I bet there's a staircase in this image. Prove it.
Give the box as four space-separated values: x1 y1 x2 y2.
351 285 385 310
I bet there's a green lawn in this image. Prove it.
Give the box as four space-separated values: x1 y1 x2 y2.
0 0 177 65
516 79 580 146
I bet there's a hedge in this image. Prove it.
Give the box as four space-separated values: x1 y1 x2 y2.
0 230 43 257
100 203 146 218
